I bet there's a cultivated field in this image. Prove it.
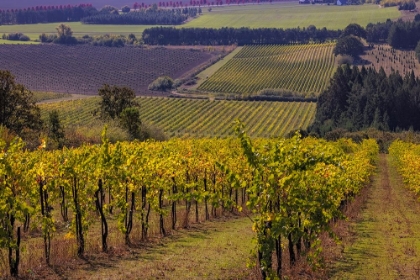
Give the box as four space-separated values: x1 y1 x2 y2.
198 43 336 95
360 44 419 77
182 3 401 30
39 97 316 138
0 44 215 95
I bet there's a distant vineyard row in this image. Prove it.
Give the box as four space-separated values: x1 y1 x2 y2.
39 97 316 138
198 43 336 95
0 44 213 95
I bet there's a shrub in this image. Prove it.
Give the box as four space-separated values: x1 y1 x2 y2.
336 54 354 65
148 76 174 92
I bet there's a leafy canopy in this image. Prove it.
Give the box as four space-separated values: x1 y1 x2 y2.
0 70 42 134
333 36 364 58
96 84 139 120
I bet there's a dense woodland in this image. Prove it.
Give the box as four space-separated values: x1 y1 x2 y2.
0 3 198 25
366 17 420 49
142 26 342 45
310 65 420 135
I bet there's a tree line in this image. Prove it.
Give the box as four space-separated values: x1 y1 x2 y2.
0 3 198 26
142 26 342 45
0 4 96 25
366 17 420 49
309 64 420 136
37 24 142 47
81 6 199 25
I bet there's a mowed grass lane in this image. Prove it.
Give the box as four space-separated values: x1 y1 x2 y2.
330 155 420 279
62 217 256 280
39 97 316 138
199 43 336 95
0 3 400 39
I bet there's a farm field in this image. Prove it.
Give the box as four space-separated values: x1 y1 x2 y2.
0 3 400 40
0 44 215 95
198 43 336 95
39 97 317 138
0 0 145 10
182 3 400 30
0 22 152 40
0 39 40 45
360 44 419 77
189 46 243 90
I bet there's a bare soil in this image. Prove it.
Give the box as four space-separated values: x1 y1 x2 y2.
359 44 419 77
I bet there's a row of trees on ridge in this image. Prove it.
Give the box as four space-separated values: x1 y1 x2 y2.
142 26 342 45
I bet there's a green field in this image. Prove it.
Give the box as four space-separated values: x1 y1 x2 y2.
39 96 316 138
0 39 40 45
0 22 152 40
198 43 335 95
184 3 400 29
0 3 400 40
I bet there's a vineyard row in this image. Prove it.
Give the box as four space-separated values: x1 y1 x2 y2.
39 97 317 138
0 130 378 277
198 43 336 95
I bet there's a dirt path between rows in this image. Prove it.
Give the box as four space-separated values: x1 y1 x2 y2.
330 154 420 279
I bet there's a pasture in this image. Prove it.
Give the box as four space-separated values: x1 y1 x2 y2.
182 3 400 30
0 22 152 40
0 3 400 40
0 0 148 10
0 39 40 45
0 44 216 95
198 43 336 95
39 97 316 138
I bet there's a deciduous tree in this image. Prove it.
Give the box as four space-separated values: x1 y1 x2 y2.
120 107 144 140
96 84 139 120
0 70 42 135
333 36 364 58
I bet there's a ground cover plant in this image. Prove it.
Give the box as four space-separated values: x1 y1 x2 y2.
39 96 316 138
198 43 335 95
0 44 216 95
329 153 420 279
